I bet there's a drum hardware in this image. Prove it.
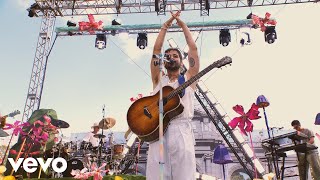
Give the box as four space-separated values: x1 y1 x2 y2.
62 159 84 177
42 114 142 177
93 134 106 139
47 119 71 178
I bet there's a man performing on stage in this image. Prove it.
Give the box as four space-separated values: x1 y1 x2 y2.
147 11 199 180
83 122 101 147
291 120 320 180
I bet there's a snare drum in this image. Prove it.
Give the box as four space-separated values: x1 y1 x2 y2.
62 159 84 177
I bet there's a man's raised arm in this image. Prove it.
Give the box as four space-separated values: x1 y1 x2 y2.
175 15 200 89
150 14 176 89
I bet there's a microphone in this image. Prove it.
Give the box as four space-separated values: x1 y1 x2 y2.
163 59 175 64
168 59 175 64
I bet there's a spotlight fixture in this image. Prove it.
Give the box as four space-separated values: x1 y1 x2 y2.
28 10 35 18
246 13 253 19
137 33 148 49
95 34 107 50
112 19 121 26
67 20 77 27
111 19 121 36
264 26 277 44
219 29 231 47
27 3 40 17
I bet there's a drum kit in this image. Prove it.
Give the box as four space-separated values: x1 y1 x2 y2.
44 117 130 178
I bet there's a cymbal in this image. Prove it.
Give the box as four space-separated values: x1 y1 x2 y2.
51 119 70 128
93 134 106 139
0 129 9 137
99 117 116 129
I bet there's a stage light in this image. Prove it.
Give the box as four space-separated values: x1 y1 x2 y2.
265 26 277 44
111 19 121 36
219 29 231 47
95 34 106 50
137 33 148 49
67 20 77 27
27 3 40 17
28 10 35 17
112 19 121 26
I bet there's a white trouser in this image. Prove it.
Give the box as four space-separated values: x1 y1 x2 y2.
146 120 196 180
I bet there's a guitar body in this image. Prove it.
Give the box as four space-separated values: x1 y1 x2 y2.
127 56 232 142
127 86 184 142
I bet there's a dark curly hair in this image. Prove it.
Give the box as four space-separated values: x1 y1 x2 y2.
291 120 301 126
164 48 183 61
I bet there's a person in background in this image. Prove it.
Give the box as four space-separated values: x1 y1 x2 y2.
291 120 320 180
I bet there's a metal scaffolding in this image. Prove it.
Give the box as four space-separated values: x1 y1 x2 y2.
194 83 266 179
22 9 56 121
23 0 315 120
29 0 317 17
55 19 253 36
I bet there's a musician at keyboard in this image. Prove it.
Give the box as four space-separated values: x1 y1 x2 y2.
291 120 320 180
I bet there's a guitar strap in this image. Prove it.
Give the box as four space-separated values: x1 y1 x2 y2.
178 75 185 98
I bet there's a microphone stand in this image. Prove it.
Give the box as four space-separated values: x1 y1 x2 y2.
99 104 106 167
154 54 170 180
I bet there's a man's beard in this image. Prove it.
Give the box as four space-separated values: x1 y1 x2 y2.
165 62 180 71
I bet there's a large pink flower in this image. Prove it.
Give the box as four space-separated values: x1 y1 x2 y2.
22 116 55 145
228 103 261 136
251 12 277 32
71 168 90 180
3 121 30 136
88 163 108 180
79 14 103 34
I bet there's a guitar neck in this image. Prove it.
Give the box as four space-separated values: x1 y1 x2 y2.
167 63 218 100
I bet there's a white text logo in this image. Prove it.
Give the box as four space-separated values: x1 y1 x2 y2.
8 158 67 173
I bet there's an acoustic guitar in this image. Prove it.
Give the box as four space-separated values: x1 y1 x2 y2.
127 56 232 142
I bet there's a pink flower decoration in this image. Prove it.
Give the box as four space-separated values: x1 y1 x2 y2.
43 115 51 123
130 93 144 102
252 12 277 32
79 14 104 34
228 103 261 136
88 163 108 180
29 127 49 145
3 121 30 136
72 168 90 180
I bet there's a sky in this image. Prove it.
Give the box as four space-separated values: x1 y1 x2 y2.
0 1 320 147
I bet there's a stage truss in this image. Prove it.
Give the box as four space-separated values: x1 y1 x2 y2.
31 0 317 17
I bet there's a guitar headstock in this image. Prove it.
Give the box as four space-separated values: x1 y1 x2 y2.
213 56 232 68
8 110 21 118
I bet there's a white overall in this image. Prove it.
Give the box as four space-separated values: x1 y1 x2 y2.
146 75 196 180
